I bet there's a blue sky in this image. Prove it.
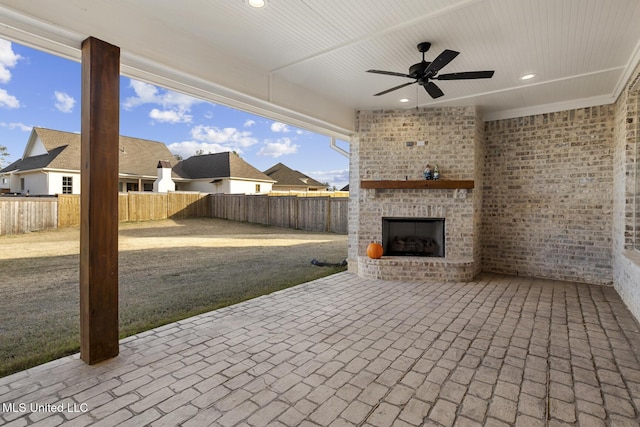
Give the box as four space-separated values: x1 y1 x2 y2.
0 38 350 189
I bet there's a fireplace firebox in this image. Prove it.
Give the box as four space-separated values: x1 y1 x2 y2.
382 217 445 257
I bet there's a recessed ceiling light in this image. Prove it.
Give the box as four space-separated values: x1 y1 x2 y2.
400 98 410 103
520 73 536 80
247 0 267 8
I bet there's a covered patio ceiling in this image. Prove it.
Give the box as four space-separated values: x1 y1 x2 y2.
0 0 639 139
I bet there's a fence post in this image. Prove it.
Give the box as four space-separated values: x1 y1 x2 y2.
326 197 331 232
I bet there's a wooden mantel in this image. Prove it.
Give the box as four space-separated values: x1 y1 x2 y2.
360 180 474 190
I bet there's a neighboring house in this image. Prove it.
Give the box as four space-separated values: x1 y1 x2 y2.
174 152 275 194
263 162 328 192
0 127 181 195
0 128 276 196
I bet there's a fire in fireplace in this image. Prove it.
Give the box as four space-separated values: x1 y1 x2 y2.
382 217 445 257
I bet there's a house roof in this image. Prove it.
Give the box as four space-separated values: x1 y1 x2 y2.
119 134 178 177
0 127 177 178
174 152 275 182
263 162 327 189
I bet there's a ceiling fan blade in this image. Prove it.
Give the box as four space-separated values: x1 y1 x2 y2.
374 81 417 96
367 69 412 78
436 70 495 80
424 81 444 99
424 49 459 75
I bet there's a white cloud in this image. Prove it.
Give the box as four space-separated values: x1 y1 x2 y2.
123 79 203 124
149 108 192 123
0 88 19 109
0 122 31 131
270 122 290 133
244 119 256 127
167 140 231 159
168 124 259 158
124 80 202 110
161 91 201 109
257 137 299 158
0 40 21 109
54 91 75 113
191 124 258 147
0 39 21 84
0 67 9 84
123 80 160 109
308 168 349 182
305 168 350 189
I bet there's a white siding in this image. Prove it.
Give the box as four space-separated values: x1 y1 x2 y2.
16 171 49 195
8 173 20 193
178 179 272 194
228 180 273 194
178 179 225 193
47 171 80 195
0 175 9 190
25 135 48 157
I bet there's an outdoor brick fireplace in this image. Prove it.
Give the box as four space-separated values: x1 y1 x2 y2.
348 106 482 282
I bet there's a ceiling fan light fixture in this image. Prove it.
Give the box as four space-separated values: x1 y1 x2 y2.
520 73 536 80
400 98 410 103
246 0 267 8
367 41 495 99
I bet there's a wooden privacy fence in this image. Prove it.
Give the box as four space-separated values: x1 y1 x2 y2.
0 192 210 234
210 194 348 234
0 197 58 235
60 192 211 225
1 192 347 235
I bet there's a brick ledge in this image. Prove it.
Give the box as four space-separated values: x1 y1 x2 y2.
357 256 476 282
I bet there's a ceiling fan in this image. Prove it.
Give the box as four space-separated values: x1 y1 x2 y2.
367 42 495 99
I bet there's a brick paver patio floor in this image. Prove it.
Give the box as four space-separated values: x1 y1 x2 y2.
2 272 640 426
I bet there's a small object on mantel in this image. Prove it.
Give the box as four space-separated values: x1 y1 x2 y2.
423 164 432 180
433 164 440 180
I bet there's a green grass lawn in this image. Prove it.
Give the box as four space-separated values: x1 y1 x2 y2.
0 218 347 377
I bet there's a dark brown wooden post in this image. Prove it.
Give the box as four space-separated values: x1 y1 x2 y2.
80 37 120 364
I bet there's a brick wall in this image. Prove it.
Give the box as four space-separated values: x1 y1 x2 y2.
613 60 640 319
349 106 482 280
350 86 639 290
474 108 485 269
483 107 615 285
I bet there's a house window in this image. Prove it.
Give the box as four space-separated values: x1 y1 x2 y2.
62 176 73 194
1 178 6 185
255 184 261 193
143 183 153 192
20 178 24 191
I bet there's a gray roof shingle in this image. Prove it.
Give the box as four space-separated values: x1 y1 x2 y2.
1 127 177 177
174 152 274 181
1 129 278 184
263 162 327 188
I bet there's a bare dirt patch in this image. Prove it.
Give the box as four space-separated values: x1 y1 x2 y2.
0 218 347 376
